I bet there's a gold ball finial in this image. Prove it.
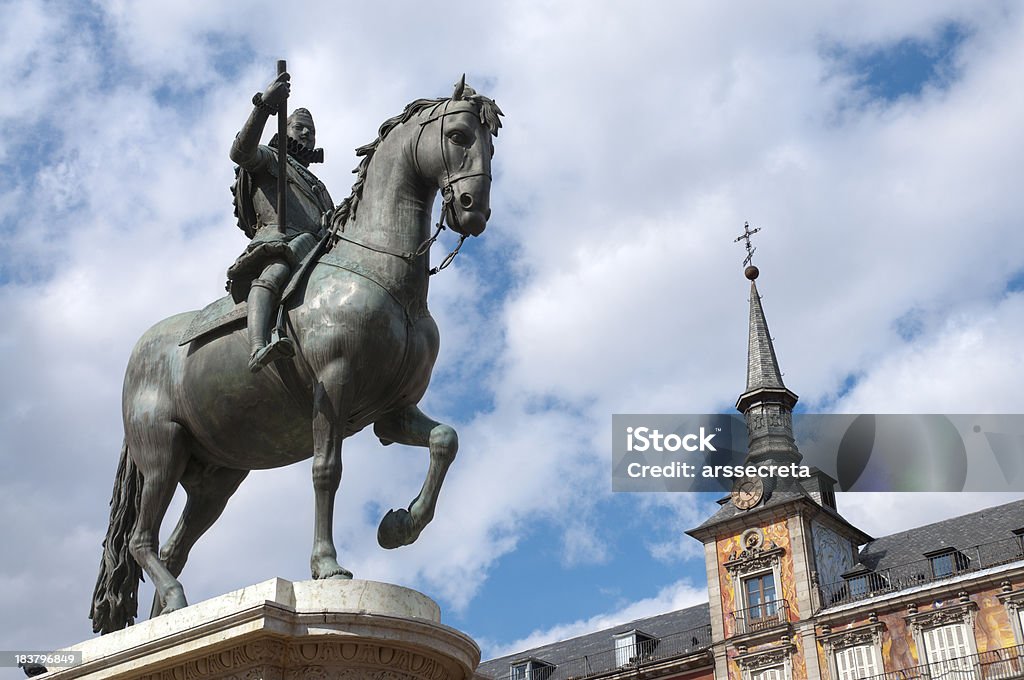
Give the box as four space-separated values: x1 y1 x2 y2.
744 265 760 280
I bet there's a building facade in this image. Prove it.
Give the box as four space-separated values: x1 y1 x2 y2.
478 268 1024 680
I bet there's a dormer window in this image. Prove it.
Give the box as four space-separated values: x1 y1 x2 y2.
511 660 554 680
927 549 970 578
613 630 657 667
848 574 869 598
842 567 888 600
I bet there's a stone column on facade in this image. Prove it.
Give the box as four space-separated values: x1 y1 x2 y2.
706 540 727 644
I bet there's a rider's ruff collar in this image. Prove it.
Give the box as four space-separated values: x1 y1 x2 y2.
269 135 324 165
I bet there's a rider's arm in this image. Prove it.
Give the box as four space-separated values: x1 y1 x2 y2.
230 73 290 171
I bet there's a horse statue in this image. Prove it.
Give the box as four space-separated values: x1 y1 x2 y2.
89 78 503 634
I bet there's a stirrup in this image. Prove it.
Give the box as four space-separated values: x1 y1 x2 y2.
248 336 296 373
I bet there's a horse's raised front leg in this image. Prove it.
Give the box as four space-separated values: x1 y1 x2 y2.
309 368 353 580
372 404 458 549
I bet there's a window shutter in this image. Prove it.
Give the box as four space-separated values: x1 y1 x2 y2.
923 624 973 679
753 666 783 680
836 645 879 680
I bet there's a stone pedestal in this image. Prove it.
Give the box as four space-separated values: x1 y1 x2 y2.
47 578 479 680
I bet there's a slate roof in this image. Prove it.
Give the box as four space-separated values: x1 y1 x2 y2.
688 475 864 537
744 280 785 392
477 603 711 680
689 485 809 532
852 498 1024 573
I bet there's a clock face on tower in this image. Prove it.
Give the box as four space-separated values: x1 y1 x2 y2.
731 476 764 510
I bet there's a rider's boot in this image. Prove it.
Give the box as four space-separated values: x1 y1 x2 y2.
246 279 294 373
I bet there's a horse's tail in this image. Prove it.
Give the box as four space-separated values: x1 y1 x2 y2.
89 440 144 634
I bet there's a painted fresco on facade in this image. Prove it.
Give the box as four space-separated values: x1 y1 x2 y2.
811 521 855 596
719 533 741 638
791 635 807 680
815 634 828 680
880 610 917 668
975 590 1017 651
764 521 799 619
727 651 740 680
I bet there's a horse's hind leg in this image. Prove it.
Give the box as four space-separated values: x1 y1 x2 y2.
128 422 190 614
309 369 353 580
150 459 248 616
372 405 457 549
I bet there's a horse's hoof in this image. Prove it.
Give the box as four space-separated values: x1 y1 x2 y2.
311 558 353 580
378 508 419 549
160 588 188 615
327 569 354 580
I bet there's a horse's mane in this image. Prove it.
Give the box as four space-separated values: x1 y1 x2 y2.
329 90 503 233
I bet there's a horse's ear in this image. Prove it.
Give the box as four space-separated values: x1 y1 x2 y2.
453 74 466 100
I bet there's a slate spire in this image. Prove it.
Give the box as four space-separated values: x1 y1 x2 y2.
735 264 801 463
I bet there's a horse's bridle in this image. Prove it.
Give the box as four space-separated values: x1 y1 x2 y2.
330 98 489 276
413 98 492 274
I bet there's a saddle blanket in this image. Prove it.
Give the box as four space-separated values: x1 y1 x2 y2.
179 295 246 346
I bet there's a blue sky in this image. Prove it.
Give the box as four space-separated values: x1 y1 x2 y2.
2 1 1024 672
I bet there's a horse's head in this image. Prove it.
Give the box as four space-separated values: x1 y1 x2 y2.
412 77 502 237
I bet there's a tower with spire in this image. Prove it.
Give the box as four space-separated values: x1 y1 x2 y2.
737 264 800 467
687 225 871 680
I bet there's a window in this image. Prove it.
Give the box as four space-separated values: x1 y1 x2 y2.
835 645 880 680
614 631 656 666
511 662 529 680
928 550 970 578
820 627 885 680
751 666 784 680
510 661 554 680
744 573 778 622
845 571 888 599
922 624 974 679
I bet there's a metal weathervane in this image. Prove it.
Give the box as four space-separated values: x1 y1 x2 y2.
734 221 761 267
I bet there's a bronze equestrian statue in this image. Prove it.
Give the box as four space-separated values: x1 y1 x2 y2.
89 74 502 634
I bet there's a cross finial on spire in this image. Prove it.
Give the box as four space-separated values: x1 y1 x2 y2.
734 221 761 268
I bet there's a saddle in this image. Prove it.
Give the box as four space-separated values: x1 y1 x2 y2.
178 235 327 347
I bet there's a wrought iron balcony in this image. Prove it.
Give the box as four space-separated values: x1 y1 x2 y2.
859 642 1024 680
820 535 1024 608
533 624 712 680
731 599 790 636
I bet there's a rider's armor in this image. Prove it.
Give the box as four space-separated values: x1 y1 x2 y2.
227 133 334 372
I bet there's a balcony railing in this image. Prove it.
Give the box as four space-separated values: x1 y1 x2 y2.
859 643 1024 680
542 624 713 680
820 535 1024 608
731 599 790 636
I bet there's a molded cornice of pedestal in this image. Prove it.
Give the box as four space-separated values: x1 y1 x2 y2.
47 578 478 680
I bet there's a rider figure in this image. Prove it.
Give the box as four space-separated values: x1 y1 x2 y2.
227 72 334 373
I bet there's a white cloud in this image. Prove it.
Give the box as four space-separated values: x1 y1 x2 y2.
836 293 1024 412
837 492 1024 539
482 579 708 660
